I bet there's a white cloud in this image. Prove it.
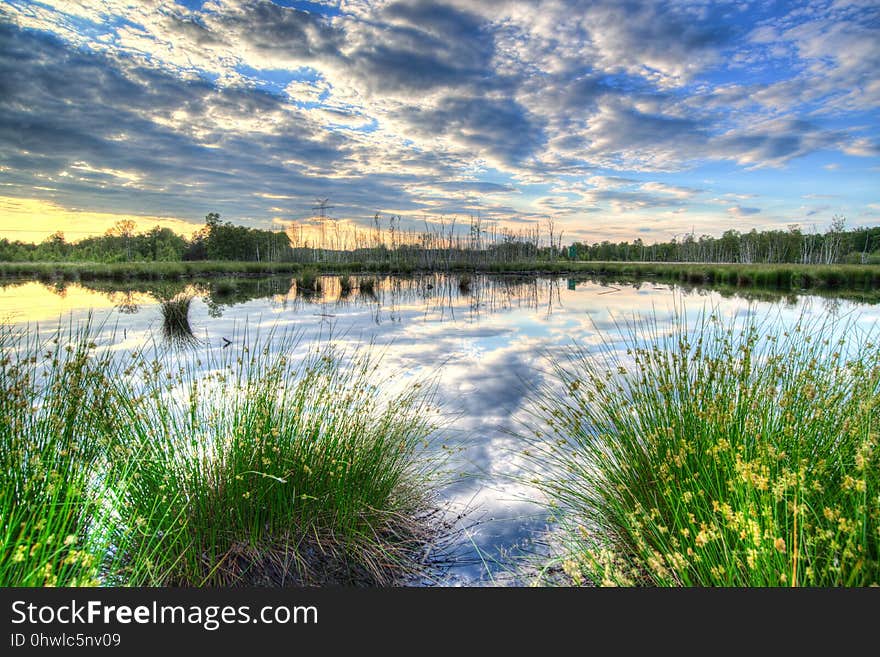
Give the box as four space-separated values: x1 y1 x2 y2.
0 0 877 240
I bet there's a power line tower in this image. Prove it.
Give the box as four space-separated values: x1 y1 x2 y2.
312 198 334 219
312 198 334 262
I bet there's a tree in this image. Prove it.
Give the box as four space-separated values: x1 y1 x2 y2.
40 231 69 261
823 215 846 264
109 219 137 261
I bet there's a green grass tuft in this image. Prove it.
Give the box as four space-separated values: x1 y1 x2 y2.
526 307 880 586
159 294 198 346
0 320 122 586
106 331 440 586
295 269 322 295
1 322 442 587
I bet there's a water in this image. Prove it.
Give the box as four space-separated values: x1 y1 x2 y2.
3 273 879 585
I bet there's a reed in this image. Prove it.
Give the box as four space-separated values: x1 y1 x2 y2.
1 321 442 587
295 269 322 295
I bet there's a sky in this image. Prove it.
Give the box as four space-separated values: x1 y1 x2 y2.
0 0 878 244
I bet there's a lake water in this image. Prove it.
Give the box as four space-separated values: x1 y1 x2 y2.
3 273 879 585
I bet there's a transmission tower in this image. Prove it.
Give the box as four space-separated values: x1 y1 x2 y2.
312 198 334 219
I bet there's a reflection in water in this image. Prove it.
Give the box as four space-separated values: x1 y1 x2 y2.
3 272 869 325
2 274 879 584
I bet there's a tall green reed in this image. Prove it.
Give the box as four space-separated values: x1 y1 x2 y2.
2 318 442 587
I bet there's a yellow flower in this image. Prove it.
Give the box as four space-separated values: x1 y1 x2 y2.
746 549 757 569
774 537 786 553
562 559 584 586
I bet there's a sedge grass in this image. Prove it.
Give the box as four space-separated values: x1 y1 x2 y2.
159 294 199 346
526 306 880 586
295 269 322 295
0 320 122 586
108 330 440 586
339 276 354 297
1 319 442 587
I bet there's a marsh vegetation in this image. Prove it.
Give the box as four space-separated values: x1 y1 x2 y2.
526 310 880 586
159 294 199 345
0 325 442 586
2 274 879 587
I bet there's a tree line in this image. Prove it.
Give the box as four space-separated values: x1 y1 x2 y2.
571 217 880 265
2 213 878 267
0 215 292 264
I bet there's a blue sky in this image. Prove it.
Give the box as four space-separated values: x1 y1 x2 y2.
0 0 878 244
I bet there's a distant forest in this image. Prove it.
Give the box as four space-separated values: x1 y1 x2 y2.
571 216 880 265
2 212 879 266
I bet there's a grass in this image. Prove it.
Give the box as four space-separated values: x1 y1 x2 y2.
0 322 442 587
110 332 440 585
458 274 472 294
0 261 337 284
526 307 880 586
358 278 376 295
569 262 880 292
159 294 199 346
295 268 322 295
213 278 239 297
0 320 120 586
339 275 355 296
5 260 880 296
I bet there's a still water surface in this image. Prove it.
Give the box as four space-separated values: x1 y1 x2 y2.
3 274 878 584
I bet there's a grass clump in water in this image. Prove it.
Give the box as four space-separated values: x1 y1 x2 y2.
358 277 376 296
111 332 440 586
213 278 239 297
526 308 880 586
296 269 322 295
160 294 198 346
339 275 354 297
